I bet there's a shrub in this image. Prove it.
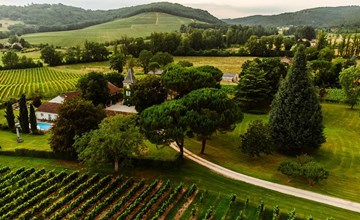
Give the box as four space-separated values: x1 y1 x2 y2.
240 120 274 157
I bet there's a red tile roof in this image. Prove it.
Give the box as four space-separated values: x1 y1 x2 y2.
36 82 121 115
107 82 122 96
36 102 62 114
62 91 80 100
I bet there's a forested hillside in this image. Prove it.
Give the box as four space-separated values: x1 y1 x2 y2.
223 6 360 28
0 2 223 35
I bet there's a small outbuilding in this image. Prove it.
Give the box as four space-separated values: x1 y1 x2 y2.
222 73 239 83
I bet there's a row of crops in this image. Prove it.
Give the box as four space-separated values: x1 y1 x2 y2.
0 67 82 101
0 167 308 220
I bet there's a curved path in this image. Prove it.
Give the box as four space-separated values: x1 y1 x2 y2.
170 144 360 213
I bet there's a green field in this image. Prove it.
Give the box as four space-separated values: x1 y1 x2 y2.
185 103 360 203
52 56 254 75
21 12 200 47
0 67 83 101
174 56 255 74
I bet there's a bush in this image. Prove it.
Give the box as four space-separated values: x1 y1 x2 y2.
278 156 329 185
302 161 329 185
177 60 193 67
240 120 274 157
324 88 347 103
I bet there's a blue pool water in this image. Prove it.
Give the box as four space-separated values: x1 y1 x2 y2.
37 122 52 131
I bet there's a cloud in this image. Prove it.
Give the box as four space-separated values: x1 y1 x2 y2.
184 3 291 18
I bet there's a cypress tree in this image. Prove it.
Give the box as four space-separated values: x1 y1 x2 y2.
18 94 30 133
4 101 15 130
29 104 38 134
268 45 325 154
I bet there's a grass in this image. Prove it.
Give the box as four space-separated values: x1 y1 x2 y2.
51 61 112 74
174 56 255 74
0 130 51 151
0 127 178 161
0 155 80 172
185 102 360 203
0 154 358 219
21 12 201 47
52 56 254 76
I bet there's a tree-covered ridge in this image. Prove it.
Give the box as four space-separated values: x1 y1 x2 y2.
223 6 360 28
0 2 223 35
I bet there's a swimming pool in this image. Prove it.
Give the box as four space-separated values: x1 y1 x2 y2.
37 122 52 131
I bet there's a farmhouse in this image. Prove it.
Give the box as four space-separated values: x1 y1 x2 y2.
35 82 122 121
222 73 239 83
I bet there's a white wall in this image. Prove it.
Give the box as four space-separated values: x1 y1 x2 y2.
35 112 58 121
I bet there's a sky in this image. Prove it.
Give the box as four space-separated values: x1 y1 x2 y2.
1 0 359 18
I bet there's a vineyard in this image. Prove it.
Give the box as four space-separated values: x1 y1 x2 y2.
0 167 306 220
0 67 82 101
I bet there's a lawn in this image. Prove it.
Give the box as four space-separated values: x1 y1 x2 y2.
185 102 360 203
0 130 51 151
0 126 178 161
51 56 255 77
174 56 255 74
0 154 358 219
20 12 201 47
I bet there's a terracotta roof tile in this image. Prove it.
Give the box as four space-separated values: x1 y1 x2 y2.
107 82 121 96
36 102 62 114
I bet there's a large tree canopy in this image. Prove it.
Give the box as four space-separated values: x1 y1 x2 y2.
268 45 325 154
131 75 167 113
138 49 153 74
236 58 288 112
50 98 106 156
40 45 63 66
2 51 19 69
105 72 124 88
140 100 188 157
235 62 271 111
109 52 126 73
182 88 243 154
161 65 218 98
75 114 145 174
77 72 110 106
150 52 174 67
339 66 360 109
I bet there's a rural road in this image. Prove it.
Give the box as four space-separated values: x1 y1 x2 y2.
170 144 360 213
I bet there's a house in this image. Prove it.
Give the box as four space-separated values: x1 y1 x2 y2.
35 82 122 121
35 101 62 121
222 73 239 83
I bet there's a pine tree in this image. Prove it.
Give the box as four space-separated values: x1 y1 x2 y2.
4 101 15 130
29 104 37 134
235 62 271 111
18 94 30 133
268 45 325 154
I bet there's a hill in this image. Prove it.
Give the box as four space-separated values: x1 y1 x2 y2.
0 2 223 35
19 12 202 47
223 6 360 28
